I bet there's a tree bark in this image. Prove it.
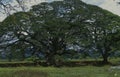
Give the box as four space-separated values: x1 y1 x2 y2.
102 54 108 64
46 55 55 66
102 47 110 64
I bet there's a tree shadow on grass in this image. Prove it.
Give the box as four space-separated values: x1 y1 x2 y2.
0 61 117 67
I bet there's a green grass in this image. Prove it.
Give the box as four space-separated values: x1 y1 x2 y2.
0 66 120 77
0 58 120 77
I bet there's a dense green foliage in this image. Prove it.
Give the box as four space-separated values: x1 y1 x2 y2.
0 0 120 65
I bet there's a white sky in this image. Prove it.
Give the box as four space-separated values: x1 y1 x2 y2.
0 0 120 22
82 0 120 16
0 0 46 22
0 0 63 21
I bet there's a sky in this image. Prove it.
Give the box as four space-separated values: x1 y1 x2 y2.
82 0 120 16
0 0 120 22
0 0 61 21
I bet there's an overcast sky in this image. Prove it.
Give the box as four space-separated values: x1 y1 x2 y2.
0 0 120 22
82 0 120 16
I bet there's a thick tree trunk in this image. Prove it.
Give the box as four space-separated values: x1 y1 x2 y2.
46 54 55 66
102 50 109 64
102 55 108 64
45 53 62 67
102 41 110 64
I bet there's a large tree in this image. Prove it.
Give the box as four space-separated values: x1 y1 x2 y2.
83 6 120 63
1 1 78 65
1 0 120 65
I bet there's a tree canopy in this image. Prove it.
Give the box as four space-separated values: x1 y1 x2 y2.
0 0 120 65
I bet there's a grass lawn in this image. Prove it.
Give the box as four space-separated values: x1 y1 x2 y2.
0 66 120 77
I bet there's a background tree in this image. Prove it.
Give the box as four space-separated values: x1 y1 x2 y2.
83 6 120 63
